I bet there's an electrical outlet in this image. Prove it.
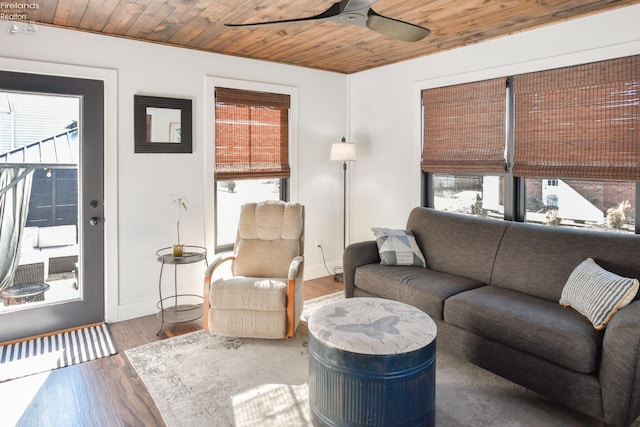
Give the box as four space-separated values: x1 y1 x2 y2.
315 239 322 249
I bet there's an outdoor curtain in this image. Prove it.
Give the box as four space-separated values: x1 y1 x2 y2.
0 167 33 291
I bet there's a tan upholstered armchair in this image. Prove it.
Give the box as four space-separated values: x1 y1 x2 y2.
203 201 305 339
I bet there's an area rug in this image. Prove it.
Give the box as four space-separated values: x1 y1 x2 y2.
0 323 117 382
126 294 600 427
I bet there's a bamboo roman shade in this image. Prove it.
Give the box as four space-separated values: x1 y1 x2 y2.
421 77 507 173
215 87 291 180
512 55 640 180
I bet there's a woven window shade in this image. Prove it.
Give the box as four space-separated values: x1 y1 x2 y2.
513 55 640 180
422 78 507 173
215 87 291 180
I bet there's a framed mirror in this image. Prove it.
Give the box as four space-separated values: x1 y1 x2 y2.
134 95 192 153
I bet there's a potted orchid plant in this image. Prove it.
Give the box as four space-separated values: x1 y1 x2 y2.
171 195 189 257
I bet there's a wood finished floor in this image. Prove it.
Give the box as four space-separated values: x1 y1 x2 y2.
5 276 343 427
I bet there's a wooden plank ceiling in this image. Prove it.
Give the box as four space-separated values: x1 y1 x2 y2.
5 0 639 74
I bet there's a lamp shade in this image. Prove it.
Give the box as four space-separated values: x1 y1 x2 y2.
330 141 356 162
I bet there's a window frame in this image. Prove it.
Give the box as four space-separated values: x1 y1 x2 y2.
207 80 297 254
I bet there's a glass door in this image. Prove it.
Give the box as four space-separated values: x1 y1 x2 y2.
0 71 104 342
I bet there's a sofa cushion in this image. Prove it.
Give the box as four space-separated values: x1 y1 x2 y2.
210 276 287 311
491 222 640 302
234 238 299 278
371 228 426 267
444 286 602 374
354 264 485 320
233 201 303 278
406 208 509 284
560 258 639 330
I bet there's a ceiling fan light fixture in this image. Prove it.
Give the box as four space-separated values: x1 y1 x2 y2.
344 14 359 22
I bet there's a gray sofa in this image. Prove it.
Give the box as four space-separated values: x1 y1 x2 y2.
344 207 640 427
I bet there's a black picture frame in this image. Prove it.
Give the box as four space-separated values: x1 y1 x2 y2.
134 95 192 153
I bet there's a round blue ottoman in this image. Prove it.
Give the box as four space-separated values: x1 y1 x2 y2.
308 297 437 427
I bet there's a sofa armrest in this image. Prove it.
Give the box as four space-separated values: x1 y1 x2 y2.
343 241 380 298
600 300 640 426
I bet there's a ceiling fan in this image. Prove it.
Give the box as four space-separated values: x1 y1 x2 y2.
225 0 431 42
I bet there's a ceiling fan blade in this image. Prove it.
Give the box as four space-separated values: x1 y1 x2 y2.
225 0 430 43
366 9 430 42
225 1 343 28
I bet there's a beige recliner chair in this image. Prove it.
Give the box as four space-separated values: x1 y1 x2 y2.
203 200 305 338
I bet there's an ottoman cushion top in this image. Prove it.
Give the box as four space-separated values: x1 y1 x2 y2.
309 297 436 355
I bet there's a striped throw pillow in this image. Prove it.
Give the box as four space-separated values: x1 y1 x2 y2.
560 258 639 330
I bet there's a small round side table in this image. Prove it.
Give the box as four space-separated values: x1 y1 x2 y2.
308 297 437 427
156 245 207 335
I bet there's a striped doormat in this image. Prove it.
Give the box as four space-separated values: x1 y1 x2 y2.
0 323 117 382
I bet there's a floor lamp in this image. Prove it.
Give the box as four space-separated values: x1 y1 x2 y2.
330 137 356 281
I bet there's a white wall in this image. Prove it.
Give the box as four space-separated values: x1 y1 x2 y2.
0 23 348 321
348 4 640 244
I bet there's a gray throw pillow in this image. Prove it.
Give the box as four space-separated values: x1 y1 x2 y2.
371 228 426 268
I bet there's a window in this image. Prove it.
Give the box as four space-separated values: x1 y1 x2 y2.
432 174 504 219
513 55 639 232
422 54 639 233
422 78 507 220
214 87 290 251
525 178 635 231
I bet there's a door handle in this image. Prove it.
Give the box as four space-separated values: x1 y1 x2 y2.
89 217 100 226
